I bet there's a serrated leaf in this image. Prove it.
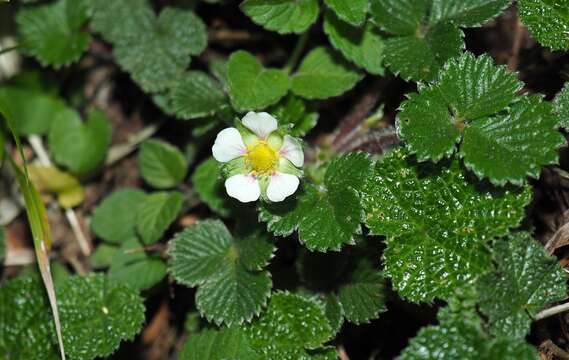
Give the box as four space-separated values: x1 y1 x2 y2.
48 108 111 176
270 95 318 137
240 0 319 34
429 0 512 27
383 22 464 82
192 158 236 217
139 139 188 189
28 164 85 208
136 191 183 245
16 0 90 67
460 95 564 184
58 274 145 360
323 0 368 26
518 0 569 50
179 328 260 360
0 86 66 135
478 232 566 339
337 262 385 324
362 148 531 302
397 307 538 360
370 0 430 35
234 230 275 271
323 12 385 75
246 292 333 351
227 50 290 111
108 237 167 290
0 276 57 359
168 220 273 325
91 188 147 244
260 152 373 252
168 71 227 120
555 82 569 129
322 294 344 336
291 47 363 100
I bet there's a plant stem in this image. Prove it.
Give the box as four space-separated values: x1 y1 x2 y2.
535 301 569 321
0 44 20 57
284 31 309 74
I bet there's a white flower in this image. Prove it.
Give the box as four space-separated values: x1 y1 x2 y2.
212 111 304 203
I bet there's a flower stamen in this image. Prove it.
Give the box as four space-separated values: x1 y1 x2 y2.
246 140 279 175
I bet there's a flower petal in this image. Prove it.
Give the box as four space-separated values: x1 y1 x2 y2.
266 172 300 202
242 112 278 139
212 127 246 163
225 174 261 203
279 135 304 167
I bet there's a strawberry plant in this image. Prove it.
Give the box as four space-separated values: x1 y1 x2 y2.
2 0 569 359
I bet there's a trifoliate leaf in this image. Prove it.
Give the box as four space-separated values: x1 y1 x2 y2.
192 158 236 217
323 12 385 75
246 292 333 355
397 307 538 360
169 71 227 120
240 0 320 34
291 47 363 100
58 274 145 360
179 328 260 360
234 229 275 271
90 243 119 269
28 164 85 208
168 220 273 325
48 108 111 176
460 95 563 184
429 0 512 27
260 152 373 252
139 139 188 189
323 0 369 26
270 95 318 137
362 148 531 302
398 53 562 185
227 50 290 111
16 0 90 67
555 82 569 129
0 276 56 359
136 191 183 245
518 0 569 50
0 86 66 135
478 232 566 339
337 262 385 324
108 237 167 290
91 188 147 244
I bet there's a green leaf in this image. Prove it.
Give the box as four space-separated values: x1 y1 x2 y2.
246 292 333 351
460 95 564 184
91 188 147 244
136 191 183 245
291 47 363 100
192 157 236 217
16 0 90 67
478 232 567 339
168 220 273 325
179 328 260 360
383 23 464 82
0 276 56 359
370 0 430 35
227 50 290 111
139 139 188 189
58 274 145 360
48 108 112 176
169 71 227 120
234 229 275 271
398 307 538 360
90 243 119 269
429 0 512 27
260 152 373 252
362 148 531 302
270 95 318 137
323 0 369 26
322 294 344 336
518 0 569 50
398 53 562 184
108 237 167 290
555 82 569 129
240 0 320 34
0 86 66 135
323 12 385 75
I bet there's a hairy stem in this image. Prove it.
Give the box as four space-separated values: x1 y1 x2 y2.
284 31 309 74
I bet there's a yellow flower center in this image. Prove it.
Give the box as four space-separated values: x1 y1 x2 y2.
246 141 279 175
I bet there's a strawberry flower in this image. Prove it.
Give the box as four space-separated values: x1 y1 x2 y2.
212 112 304 203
